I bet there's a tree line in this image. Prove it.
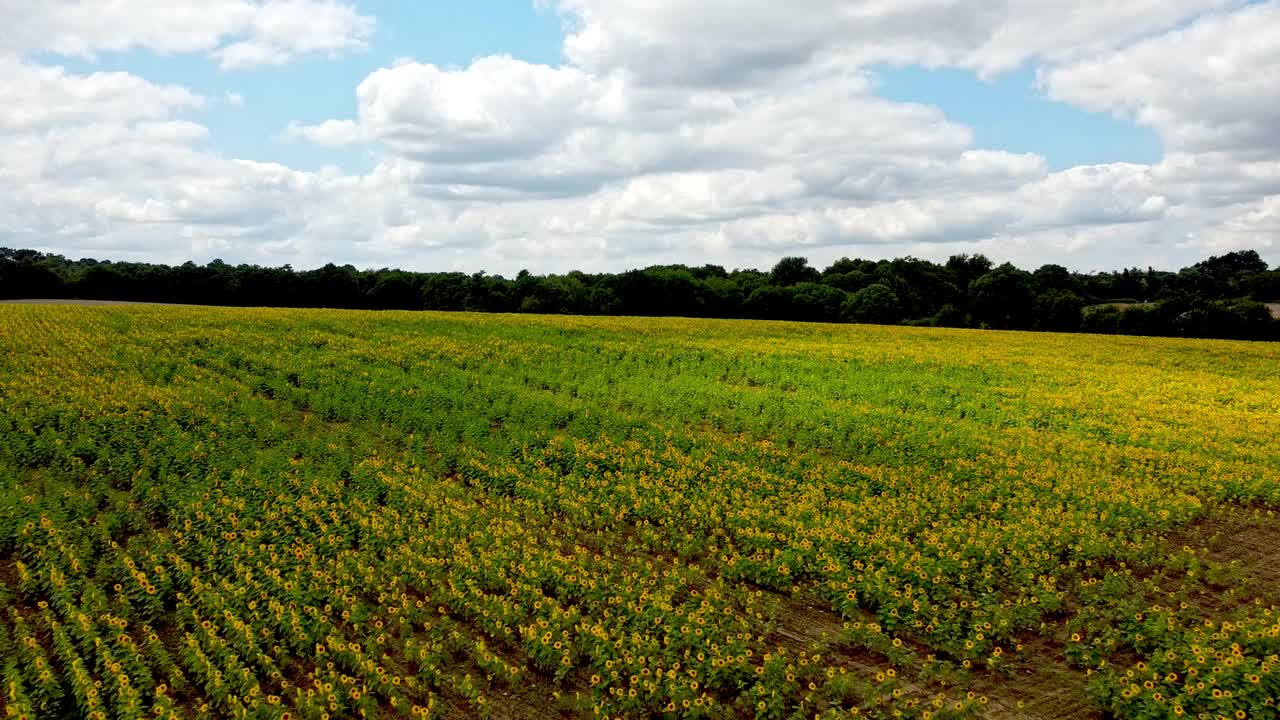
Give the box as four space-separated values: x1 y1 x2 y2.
3 246 1278 340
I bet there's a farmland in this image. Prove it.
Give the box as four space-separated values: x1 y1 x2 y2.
1 305 1278 720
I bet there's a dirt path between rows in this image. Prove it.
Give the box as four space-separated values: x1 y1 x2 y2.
1165 505 1280 608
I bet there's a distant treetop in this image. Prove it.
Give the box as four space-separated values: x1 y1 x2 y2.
2 247 1276 341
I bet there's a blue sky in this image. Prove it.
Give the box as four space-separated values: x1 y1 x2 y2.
873 66 1163 170
41 3 1161 174
3 1 1276 273
40 1 566 173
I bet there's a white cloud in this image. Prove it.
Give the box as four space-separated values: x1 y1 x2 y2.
1035 3 1280 260
284 119 362 146
552 0 1238 84
321 56 1030 202
0 0 374 69
1042 2 1280 156
1203 196 1280 252
220 0 374 70
0 58 203 132
354 57 625 163
1 0 1278 273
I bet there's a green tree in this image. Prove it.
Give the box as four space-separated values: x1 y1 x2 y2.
1032 264 1080 294
842 283 900 324
369 271 421 310
970 264 1036 329
791 282 847 323
745 285 792 320
769 257 820 287
945 253 993 291
1034 289 1086 332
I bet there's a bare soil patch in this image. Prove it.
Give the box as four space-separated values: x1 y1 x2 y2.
488 681 581 720
771 594 1102 719
970 634 1101 720
1164 504 1280 608
772 596 853 652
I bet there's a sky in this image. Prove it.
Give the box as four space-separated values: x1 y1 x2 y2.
2 1 1278 275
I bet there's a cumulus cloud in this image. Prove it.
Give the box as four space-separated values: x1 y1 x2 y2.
212 0 374 70
323 55 1044 203
552 0 1239 83
1203 196 1280 252
1035 3 1280 260
0 0 374 69
0 58 204 132
1 0 1278 273
1042 2 1280 156
353 57 627 163
284 119 362 146
0 56 355 262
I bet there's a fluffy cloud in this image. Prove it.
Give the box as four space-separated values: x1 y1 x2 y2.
212 0 375 70
552 0 1239 83
1036 3 1280 260
283 119 362 146
0 59 203 132
316 55 1043 203
1042 2 1280 156
2 1 1279 273
1203 196 1280 252
0 56 340 261
354 57 624 162
0 0 373 69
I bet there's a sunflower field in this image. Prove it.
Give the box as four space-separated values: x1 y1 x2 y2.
1 305 1277 720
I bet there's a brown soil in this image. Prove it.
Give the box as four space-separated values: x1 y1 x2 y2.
1164 505 1280 608
436 505 1280 720
771 595 936 706
488 681 581 720
771 594 1102 719
772 596 854 652
969 634 1101 720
